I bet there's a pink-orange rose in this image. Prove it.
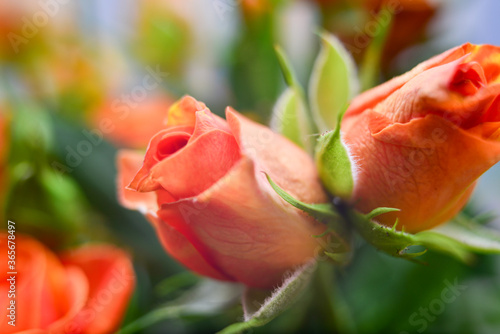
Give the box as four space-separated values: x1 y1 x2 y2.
118 96 327 289
0 233 135 334
342 43 500 232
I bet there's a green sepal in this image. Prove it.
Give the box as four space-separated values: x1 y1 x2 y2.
265 173 338 224
315 109 354 199
350 207 429 261
309 32 358 132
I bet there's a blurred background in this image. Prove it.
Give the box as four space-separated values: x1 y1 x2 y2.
1 0 500 333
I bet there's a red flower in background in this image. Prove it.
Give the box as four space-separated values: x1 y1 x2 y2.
0 234 135 334
118 96 328 289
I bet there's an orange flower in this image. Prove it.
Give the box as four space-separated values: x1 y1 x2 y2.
0 233 135 334
118 96 327 289
90 93 175 149
342 43 500 233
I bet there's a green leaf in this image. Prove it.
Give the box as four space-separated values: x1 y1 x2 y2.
315 112 354 199
272 46 315 152
217 261 317 334
417 221 500 254
309 32 358 132
455 211 497 225
118 279 242 334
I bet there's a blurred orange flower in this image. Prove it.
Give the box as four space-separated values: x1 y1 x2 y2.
342 43 500 232
90 93 175 149
0 233 135 334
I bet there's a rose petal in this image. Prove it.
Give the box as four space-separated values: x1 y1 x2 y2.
189 109 232 142
131 129 241 199
372 59 500 128
449 61 487 96
463 44 500 84
158 157 326 289
346 43 476 119
13 330 46 334
468 121 500 140
156 132 191 160
47 266 89 334
480 95 500 123
346 110 500 232
145 212 231 281
117 150 160 213
0 235 74 333
59 245 135 334
226 108 327 204
127 126 194 192
166 95 206 127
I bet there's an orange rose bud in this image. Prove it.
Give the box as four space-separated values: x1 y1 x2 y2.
0 233 135 334
342 43 500 233
118 96 328 289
